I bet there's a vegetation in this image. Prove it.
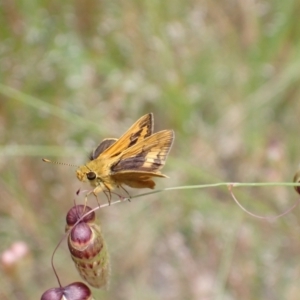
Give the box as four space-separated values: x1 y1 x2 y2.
1 0 300 299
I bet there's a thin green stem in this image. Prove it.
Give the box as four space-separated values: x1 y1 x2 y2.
128 182 300 200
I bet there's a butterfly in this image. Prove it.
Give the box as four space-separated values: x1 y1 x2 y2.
76 113 174 204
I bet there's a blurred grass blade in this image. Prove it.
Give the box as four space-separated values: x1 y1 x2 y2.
0 84 100 133
0 145 81 157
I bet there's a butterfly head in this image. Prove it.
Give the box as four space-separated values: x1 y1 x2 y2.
76 165 98 186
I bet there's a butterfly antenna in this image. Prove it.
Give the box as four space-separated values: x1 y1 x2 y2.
42 158 79 168
84 164 94 172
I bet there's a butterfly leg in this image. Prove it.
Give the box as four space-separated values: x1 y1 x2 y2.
92 191 101 208
119 185 131 202
83 193 89 213
102 189 112 206
92 185 106 207
84 184 112 207
79 188 100 212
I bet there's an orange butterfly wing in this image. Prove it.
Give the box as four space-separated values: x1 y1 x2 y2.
95 113 153 159
111 129 174 189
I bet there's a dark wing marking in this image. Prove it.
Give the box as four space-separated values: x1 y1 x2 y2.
89 138 117 160
111 130 174 173
96 113 154 159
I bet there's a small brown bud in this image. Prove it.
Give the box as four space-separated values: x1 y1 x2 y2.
293 171 300 195
65 205 95 232
66 205 110 289
40 282 95 300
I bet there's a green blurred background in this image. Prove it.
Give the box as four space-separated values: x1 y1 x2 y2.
1 0 300 299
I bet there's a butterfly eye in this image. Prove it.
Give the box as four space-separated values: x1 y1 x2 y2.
86 172 96 181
